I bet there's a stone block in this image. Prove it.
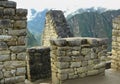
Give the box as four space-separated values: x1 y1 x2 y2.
54 38 67 46
10 46 26 53
87 70 99 76
0 42 8 50
57 73 67 81
72 51 80 56
16 67 26 75
4 8 15 16
77 67 87 73
14 20 26 29
3 1 16 8
4 61 26 70
81 61 88 66
70 62 81 68
16 9 27 16
71 56 84 61
66 39 81 46
81 48 91 56
58 68 74 74
11 54 16 60
4 71 13 78
56 62 69 69
8 29 26 36
0 7 3 17
0 55 10 62
18 36 26 45
57 56 71 62
0 19 11 28
78 73 86 78
0 71 3 79
17 52 26 61
94 62 106 69
0 50 10 55
0 65 3 70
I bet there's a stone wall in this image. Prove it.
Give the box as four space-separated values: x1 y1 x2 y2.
111 15 120 71
50 37 108 84
42 10 73 47
0 0 27 84
27 47 51 81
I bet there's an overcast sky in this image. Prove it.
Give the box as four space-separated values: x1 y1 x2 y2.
11 0 120 18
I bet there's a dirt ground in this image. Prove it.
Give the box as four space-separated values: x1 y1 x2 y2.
26 69 120 84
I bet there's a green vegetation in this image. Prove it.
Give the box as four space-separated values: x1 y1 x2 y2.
67 9 120 51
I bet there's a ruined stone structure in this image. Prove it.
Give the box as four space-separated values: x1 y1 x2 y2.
111 15 120 71
42 10 73 47
50 37 108 84
0 0 27 83
27 47 51 81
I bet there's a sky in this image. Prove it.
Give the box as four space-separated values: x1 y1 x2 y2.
11 0 120 18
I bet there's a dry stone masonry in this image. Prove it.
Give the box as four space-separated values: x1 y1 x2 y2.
0 0 27 83
42 10 73 47
27 47 51 81
111 15 120 71
50 37 108 84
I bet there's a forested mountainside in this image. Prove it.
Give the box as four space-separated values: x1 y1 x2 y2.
67 9 120 51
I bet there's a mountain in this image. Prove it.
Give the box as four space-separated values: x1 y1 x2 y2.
27 9 48 47
27 29 40 48
67 9 120 51
28 9 48 34
27 8 120 50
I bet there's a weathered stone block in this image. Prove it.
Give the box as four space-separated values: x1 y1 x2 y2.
70 62 81 68
4 1 16 8
87 70 99 76
14 20 26 28
58 68 74 74
18 36 26 45
0 19 11 28
57 56 71 62
77 67 87 73
94 62 106 69
4 61 26 70
0 65 3 70
0 71 3 79
54 38 67 46
8 29 26 36
11 54 16 60
4 71 13 78
10 46 26 53
4 8 15 16
16 67 26 75
0 50 10 55
72 51 80 56
17 52 26 61
81 48 91 56
0 55 10 62
16 9 27 16
0 42 8 50
57 73 67 81
56 62 69 69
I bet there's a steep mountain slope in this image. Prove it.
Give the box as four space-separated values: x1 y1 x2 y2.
67 9 120 51
27 29 40 48
27 9 48 47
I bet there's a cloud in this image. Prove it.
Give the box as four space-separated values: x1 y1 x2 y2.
11 0 120 19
